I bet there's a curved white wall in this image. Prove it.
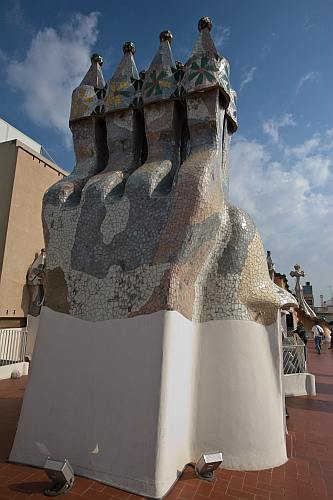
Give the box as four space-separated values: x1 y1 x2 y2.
10 307 286 498
194 318 286 470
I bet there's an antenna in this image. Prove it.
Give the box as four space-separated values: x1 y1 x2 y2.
41 146 57 164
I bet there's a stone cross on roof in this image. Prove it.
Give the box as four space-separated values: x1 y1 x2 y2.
290 264 317 318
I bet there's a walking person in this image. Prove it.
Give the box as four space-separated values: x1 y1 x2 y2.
312 320 324 354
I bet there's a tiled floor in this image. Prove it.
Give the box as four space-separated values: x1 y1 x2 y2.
0 341 332 499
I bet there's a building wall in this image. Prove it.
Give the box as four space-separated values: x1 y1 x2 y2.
0 141 66 322
0 141 17 277
315 306 333 323
303 282 314 307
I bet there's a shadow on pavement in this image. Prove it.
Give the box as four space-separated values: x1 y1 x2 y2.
287 397 333 414
9 481 50 494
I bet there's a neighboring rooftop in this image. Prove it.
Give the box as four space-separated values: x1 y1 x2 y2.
0 117 41 154
0 138 68 177
0 118 69 177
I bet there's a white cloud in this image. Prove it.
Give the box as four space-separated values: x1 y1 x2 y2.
5 0 24 25
7 12 99 143
239 66 257 92
286 135 320 158
296 71 320 94
260 44 271 59
0 48 8 63
262 113 296 143
303 15 314 31
214 25 231 49
229 131 333 303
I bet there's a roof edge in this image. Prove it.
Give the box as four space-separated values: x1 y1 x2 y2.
2 139 69 176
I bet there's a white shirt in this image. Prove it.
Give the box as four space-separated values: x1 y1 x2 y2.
312 325 324 337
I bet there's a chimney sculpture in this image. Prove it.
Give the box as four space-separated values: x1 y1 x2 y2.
11 18 297 498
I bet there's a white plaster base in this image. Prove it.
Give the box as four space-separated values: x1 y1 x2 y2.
26 315 40 359
284 373 316 397
0 361 29 380
10 307 286 497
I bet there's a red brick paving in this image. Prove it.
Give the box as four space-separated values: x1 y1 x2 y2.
0 340 332 499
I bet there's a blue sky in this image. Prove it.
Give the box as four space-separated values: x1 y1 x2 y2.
1 0 332 304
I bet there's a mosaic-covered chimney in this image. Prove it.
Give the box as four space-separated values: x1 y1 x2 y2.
15 20 300 498
43 16 295 325
66 17 238 204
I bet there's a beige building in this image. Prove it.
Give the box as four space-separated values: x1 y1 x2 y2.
315 297 333 323
302 281 314 307
0 136 67 329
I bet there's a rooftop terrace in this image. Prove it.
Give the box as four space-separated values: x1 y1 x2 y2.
0 341 332 500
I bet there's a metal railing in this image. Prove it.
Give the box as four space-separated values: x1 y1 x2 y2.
0 328 27 366
282 333 306 375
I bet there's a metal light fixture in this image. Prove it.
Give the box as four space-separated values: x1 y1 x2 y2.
43 458 75 496
195 451 223 481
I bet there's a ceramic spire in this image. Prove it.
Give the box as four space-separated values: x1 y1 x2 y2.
182 17 231 105
142 30 178 104
105 42 140 113
80 53 105 89
70 53 106 121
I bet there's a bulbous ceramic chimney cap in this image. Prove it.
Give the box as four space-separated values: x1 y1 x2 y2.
123 41 136 55
198 16 212 32
159 30 173 43
91 53 103 65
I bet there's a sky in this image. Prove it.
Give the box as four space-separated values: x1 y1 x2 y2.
0 0 332 304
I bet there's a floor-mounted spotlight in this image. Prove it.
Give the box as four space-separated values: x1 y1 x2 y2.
195 452 223 481
43 458 75 496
